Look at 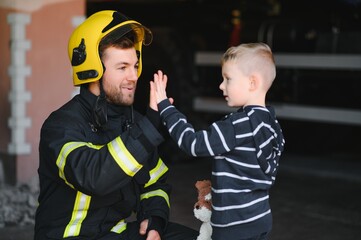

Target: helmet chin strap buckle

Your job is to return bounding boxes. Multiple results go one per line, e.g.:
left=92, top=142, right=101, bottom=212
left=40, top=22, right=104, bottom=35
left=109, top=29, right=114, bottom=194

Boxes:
left=122, top=105, right=134, bottom=131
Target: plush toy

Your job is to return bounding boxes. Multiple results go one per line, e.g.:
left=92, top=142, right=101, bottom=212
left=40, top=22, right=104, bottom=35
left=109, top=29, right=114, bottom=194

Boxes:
left=194, top=180, right=212, bottom=240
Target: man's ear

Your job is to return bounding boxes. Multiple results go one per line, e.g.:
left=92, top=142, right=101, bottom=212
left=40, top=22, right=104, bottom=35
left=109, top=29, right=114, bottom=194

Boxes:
left=89, top=80, right=101, bottom=96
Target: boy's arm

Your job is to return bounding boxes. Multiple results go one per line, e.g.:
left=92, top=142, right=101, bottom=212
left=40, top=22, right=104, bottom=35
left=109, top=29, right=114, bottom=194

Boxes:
left=157, top=99, right=237, bottom=157
left=153, top=69, right=236, bottom=157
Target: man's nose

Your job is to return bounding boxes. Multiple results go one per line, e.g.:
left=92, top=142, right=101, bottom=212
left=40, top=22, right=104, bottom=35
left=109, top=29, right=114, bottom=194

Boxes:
left=127, top=68, right=138, bottom=82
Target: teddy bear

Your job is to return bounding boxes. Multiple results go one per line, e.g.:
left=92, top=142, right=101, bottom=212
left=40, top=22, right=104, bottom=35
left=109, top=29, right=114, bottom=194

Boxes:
left=194, top=180, right=212, bottom=240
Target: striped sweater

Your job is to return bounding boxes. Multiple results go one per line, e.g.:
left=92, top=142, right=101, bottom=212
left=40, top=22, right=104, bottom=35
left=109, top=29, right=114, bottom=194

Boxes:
left=158, top=99, right=285, bottom=239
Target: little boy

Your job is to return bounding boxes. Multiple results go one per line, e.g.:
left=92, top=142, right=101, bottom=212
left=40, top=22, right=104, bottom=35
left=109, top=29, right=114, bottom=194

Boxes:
left=150, top=43, right=285, bottom=240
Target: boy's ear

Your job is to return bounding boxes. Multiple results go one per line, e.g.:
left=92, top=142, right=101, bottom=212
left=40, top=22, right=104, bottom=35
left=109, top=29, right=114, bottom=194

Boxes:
left=249, top=74, right=260, bottom=91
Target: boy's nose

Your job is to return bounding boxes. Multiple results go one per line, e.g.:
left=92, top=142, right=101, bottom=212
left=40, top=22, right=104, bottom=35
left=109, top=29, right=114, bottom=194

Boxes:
left=219, top=81, right=224, bottom=90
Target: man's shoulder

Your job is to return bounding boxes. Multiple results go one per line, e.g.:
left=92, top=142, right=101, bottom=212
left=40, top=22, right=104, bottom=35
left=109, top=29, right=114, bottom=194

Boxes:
left=43, top=96, right=89, bottom=128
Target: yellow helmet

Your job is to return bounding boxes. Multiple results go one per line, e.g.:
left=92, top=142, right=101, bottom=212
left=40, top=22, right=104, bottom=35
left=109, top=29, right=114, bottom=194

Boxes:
left=68, top=10, right=152, bottom=86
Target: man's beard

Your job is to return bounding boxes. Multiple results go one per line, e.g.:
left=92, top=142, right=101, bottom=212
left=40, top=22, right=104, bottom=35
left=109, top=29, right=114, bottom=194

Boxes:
left=105, top=85, right=135, bottom=106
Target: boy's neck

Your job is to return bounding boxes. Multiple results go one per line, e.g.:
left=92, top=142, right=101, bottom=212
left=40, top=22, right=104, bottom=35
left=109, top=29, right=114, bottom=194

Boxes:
left=244, top=99, right=266, bottom=107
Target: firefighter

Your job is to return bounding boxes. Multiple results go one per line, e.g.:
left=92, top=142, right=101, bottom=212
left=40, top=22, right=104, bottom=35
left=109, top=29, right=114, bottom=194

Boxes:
left=34, top=10, right=198, bottom=240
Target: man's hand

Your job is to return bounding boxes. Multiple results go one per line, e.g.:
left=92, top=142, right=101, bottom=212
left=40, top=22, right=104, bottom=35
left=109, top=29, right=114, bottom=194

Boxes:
left=139, top=219, right=161, bottom=240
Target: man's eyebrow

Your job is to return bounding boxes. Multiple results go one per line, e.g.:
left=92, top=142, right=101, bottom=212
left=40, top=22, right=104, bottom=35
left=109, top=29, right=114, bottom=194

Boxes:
left=114, top=60, right=139, bottom=66
left=114, top=61, right=129, bottom=66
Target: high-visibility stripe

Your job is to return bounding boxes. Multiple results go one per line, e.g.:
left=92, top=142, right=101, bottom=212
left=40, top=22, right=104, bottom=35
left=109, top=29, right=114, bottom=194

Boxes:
left=56, top=142, right=102, bottom=188
left=108, top=136, right=142, bottom=177
left=63, top=191, right=91, bottom=238
left=144, top=158, right=168, bottom=188
left=140, top=189, right=170, bottom=208
left=111, top=219, right=127, bottom=234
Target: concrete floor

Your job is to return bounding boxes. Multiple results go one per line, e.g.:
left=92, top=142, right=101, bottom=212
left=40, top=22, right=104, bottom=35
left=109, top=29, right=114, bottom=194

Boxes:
left=168, top=153, right=361, bottom=240
left=1, top=152, right=361, bottom=239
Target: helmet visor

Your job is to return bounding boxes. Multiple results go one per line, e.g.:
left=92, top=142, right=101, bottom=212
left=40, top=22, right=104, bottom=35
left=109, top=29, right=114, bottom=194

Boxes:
left=102, top=22, right=153, bottom=47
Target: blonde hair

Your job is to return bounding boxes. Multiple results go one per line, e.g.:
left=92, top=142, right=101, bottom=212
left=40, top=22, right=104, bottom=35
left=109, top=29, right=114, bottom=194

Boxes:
left=221, top=43, right=276, bottom=90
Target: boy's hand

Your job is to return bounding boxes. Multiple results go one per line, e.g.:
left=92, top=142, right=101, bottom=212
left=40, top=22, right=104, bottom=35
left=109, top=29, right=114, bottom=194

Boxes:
left=149, top=70, right=174, bottom=111
left=149, top=70, right=166, bottom=111
left=153, top=70, right=168, bottom=103
left=149, top=78, right=158, bottom=111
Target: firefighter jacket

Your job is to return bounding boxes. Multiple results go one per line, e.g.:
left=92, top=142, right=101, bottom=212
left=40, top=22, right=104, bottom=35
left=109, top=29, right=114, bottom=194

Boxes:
left=35, top=87, right=170, bottom=239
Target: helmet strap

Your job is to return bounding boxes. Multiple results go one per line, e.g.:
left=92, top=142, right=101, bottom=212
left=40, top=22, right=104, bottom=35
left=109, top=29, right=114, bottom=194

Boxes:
left=92, top=79, right=108, bottom=130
